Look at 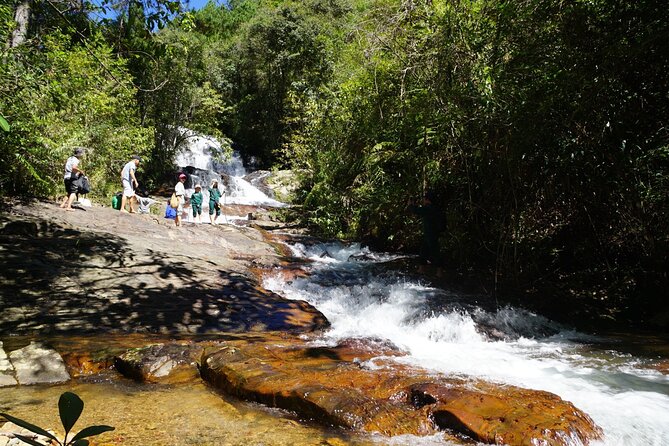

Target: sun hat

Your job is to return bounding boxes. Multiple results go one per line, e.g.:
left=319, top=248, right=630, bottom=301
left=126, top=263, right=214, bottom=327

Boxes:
left=132, top=155, right=142, bottom=162
left=210, top=179, right=218, bottom=186
left=179, top=173, right=187, bottom=179
left=194, top=184, right=201, bottom=189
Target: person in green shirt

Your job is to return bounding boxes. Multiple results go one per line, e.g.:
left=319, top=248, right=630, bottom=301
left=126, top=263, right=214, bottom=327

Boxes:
left=191, top=184, right=203, bottom=223
left=208, top=179, right=223, bottom=225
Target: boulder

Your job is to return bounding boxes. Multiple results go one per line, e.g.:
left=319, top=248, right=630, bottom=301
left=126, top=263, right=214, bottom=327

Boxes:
left=8, top=342, right=69, bottom=385
left=114, top=342, right=204, bottom=383
left=201, top=334, right=602, bottom=445
left=410, top=382, right=601, bottom=445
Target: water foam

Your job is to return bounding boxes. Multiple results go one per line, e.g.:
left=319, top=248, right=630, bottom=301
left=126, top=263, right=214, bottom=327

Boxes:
left=263, top=241, right=669, bottom=445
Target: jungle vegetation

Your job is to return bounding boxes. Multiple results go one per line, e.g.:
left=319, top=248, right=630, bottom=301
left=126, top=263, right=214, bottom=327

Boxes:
left=1, top=0, right=668, bottom=327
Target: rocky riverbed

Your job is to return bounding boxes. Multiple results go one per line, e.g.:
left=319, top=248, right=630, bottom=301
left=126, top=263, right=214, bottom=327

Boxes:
left=0, top=200, right=602, bottom=446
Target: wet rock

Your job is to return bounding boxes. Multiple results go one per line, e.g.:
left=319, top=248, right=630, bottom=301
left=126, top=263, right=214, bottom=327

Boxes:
left=410, top=382, right=602, bottom=445
left=61, top=351, right=115, bottom=377
left=0, top=342, right=17, bottom=387
left=201, top=335, right=601, bottom=445
left=243, top=170, right=275, bottom=199
left=114, top=342, right=203, bottom=383
left=8, top=342, right=69, bottom=385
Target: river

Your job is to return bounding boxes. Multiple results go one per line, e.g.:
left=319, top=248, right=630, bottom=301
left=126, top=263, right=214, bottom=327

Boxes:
left=262, top=241, right=669, bottom=446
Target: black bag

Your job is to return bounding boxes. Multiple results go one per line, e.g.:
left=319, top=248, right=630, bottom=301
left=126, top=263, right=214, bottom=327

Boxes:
left=74, top=175, right=91, bottom=194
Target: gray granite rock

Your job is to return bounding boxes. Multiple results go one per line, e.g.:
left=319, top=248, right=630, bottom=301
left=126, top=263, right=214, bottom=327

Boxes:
left=8, top=342, right=69, bottom=385
left=0, top=342, right=17, bottom=387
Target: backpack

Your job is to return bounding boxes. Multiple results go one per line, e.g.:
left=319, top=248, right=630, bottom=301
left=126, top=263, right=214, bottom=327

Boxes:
left=164, top=205, right=177, bottom=219
left=75, top=175, right=91, bottom=194
left=169, top=193, right=179, bottom=209
left=111, top=192, right=122, bottom=210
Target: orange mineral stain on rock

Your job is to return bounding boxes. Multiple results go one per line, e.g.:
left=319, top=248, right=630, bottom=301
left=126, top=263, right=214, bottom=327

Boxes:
left=199, top=334, right=602, bottom=445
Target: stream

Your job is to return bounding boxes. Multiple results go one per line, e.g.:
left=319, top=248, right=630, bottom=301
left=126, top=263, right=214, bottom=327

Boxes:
left=3, top=137, right=668, bottom=446
left=262, top=241, right=669, bottom=446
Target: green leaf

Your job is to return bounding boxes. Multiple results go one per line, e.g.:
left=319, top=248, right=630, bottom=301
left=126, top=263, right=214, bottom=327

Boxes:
left=71, top=439, right=90, bottom=446
left=70, top=425, right=115, bottom=443
left=0, top=115, right=9, bottom=132
left=13, top=433, right=48, bottom=446
left=0, top=413, right=59, bottom=442
left=58, top=392, right=84, bottom=437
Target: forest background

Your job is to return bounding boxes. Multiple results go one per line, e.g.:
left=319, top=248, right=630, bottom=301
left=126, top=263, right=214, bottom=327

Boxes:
left=1, top=0, right=668, bottom=329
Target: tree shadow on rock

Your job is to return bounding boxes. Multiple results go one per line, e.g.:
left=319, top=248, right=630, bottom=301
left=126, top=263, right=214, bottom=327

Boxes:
left=0, top=215, right=328, bottom=336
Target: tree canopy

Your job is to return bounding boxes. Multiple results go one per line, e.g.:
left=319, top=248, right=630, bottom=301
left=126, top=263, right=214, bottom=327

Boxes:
left=1, top=0, right=668, bottom=327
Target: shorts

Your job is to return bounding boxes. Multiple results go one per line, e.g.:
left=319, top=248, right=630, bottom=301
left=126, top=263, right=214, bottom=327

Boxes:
left=64, top=177, right=78, bottom=194
left=176, top=195, right=184, bottom=214
left=209, top=200, right=221, bottom=216
left=192, top=204, right=202, bottom=216
left=122, top=179, right=135, bottom=198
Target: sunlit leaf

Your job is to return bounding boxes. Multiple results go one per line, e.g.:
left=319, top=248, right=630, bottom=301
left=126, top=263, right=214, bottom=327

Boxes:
left=0, top=115, right=9, bottom=132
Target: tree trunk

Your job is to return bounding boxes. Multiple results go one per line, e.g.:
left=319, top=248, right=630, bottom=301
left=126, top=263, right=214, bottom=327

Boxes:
left=9, top=0, right=31, bottom=48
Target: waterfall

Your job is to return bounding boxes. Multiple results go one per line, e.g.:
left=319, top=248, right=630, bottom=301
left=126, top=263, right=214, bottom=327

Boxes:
left=174, top=131, right=286, bottom=222
left=263, top=241, right=669, bottom=446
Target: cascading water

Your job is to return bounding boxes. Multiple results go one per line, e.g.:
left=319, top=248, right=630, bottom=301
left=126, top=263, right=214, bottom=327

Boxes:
left=174, top=131, right=286, bottom=223
left=263, top=241, right=669, bottom=446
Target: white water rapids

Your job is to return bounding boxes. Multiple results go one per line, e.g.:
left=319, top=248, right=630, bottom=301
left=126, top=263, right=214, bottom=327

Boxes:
left=263, top=242, right=669, bottom=446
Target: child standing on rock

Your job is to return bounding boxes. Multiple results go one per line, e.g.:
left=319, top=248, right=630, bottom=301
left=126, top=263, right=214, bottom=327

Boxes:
left=191, top=184, right=203, bottom=224
left=208, top=179, right=223, bottom=225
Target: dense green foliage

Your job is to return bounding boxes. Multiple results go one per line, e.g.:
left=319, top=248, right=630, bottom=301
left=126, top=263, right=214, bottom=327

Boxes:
left=1, top=0, right=667, bottom=324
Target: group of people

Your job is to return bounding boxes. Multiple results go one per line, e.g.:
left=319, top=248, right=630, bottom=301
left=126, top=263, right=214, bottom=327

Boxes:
left=172, top=174, right=224, bottom=227
left=60, top=149, right=226, bottom=228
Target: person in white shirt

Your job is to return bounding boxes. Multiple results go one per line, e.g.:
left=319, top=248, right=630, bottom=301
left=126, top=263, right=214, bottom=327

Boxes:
left=120, top=155, right=141, bottom=213
left=60, top=148, right=85, bottom=211
left=174, top=173, right=187, bottom=226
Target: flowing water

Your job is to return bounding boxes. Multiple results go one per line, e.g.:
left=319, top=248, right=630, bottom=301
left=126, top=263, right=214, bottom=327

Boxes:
left=174, top=133, right=285, bottom=225
left=4, top=143, right=667, bottom=445
left=262, top=242, right=669, bottom=446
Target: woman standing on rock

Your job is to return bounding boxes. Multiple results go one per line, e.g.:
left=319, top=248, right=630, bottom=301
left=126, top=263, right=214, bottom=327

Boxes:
left=175, top=173, right=187, bottom=227
left=208, top=179, right=223, bottom=225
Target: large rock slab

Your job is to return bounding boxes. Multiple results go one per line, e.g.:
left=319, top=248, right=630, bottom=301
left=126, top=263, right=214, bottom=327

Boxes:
left=0, top=207, right=329, bottom=336
left=8, top=342, right=69, bottom=385
left=201, top=334, right=602, bottom=445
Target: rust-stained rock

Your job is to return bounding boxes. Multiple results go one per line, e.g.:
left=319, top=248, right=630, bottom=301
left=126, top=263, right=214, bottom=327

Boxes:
left=200, top=334, right=602, bottom=445
left=61, top=351, right=114, bottom=377
left=410, top=382, right=602, bottom=445
left=115, top=342, right=204, bottom=384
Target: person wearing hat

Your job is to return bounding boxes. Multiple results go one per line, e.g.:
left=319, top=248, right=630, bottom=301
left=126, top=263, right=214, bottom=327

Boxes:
left=191, top=184, right=203, bottom=224
left=208, top=179, right=223, bottom=225
left=174, top=173, right=187, bottom=226
left=60, top=148, right=85, bottom=211
left=120, top=155, right=141, bottom=213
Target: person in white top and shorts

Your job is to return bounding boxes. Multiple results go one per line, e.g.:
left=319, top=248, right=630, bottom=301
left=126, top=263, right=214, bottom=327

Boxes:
left=60, top=148, right=85, bottom=211
left=174, top=173, right=187, bottom=226
left=120, top=155, right=141, bottom=213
